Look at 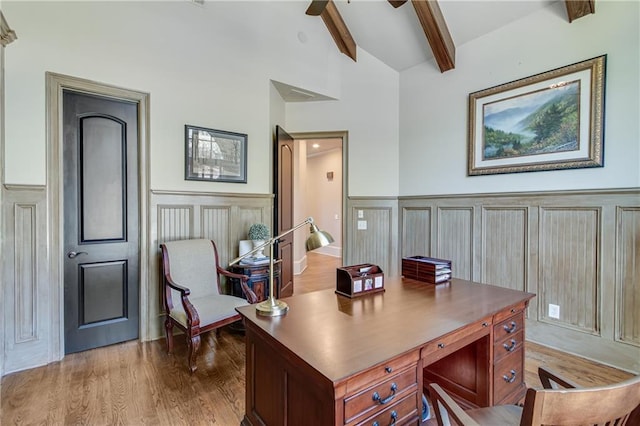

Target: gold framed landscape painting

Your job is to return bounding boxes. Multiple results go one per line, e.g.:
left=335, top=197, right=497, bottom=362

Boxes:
left=468, top=55, right=606, bottom=176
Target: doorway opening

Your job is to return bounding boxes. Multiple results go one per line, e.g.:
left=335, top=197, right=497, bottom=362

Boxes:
left=291, top=132, right=346, bottom=287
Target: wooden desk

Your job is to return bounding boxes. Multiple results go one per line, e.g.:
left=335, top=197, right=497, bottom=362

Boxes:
left=236, top=278, right=535, bottom=426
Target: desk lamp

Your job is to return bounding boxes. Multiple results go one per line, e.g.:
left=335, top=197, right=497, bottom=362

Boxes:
left=229, top=217, right=334, bottom=316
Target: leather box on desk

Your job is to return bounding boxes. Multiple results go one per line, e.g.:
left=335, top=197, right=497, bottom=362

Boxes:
left=402, top=256, right=452, bottom=284
left=336, top=264, right=384, bottom=298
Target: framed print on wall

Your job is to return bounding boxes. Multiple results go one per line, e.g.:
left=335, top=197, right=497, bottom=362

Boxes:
left=468, top=55, right=606, bottom=176
left=185, top=125, right=247, bottom=183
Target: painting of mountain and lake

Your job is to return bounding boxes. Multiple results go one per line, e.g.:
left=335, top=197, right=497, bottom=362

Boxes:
left=482, top=81, right=580, bottom=160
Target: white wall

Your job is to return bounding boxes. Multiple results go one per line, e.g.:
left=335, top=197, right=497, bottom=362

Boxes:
left=3, top=1, right=396, bottom=194
left=399, top=1, right=640, bottom=196
left=286, top=47, right=400, bottom=197
left=306, top=148, right=342, bottom=256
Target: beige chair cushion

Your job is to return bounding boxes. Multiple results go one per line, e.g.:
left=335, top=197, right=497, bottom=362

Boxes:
left=163, top=239, right=220, bottom=304
left=170, top=293, right=248, bottom=328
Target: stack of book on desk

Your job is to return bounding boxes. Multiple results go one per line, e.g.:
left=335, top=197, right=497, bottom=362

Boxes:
left=401, top=256, right=452, bottom=284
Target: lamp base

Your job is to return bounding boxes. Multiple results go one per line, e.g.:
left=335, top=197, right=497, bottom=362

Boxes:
left=255, top=298, right=289, bottom=316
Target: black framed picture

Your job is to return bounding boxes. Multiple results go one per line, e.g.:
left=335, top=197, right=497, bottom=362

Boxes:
left=185, top=124, right=247, bottom=183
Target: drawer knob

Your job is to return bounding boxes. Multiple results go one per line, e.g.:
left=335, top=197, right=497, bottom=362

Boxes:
left=438, top=343, right=445, bottom=349
left=503, top=339, right=517, bottom=352
left=372, top=382, right=397, bottom=405
left=385, top=366, right=392, bottom=374
left=503, top=321, right=517, bottom=333
left=503, top=369, right=517, bottom=383
left=482, top=322, right=489, bottom=327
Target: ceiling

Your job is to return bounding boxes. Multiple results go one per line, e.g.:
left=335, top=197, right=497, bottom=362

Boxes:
left=273, top=0, right=592, bottom=101
left=332, top=0, right=559, bottom=72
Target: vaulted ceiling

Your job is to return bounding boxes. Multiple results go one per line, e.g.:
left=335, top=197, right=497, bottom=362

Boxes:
left=305, top=0, right=596, bottom=72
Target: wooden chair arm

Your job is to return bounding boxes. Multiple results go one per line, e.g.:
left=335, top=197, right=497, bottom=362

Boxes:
left=165, top=276, right=191, bottom=296
left=428, top=383, right=480, bottom=426
left=164, top=274, right=200, bottom=327
left=218, top=267, right=259, bottom=304
left=538, top=366, right=580, bottom=389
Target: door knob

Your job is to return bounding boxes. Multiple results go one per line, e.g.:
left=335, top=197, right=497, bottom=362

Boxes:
left=67, top=251, right=88, bottom=259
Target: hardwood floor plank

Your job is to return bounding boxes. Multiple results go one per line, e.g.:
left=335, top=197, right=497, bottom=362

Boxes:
left=1, top=252, right=634, bottom=425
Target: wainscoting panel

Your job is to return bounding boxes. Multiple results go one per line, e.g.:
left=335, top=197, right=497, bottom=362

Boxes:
left=201, top=206, right=231, bottom=265
left=14, top=204, right=37, bottom=343
left=347, top=198, right=398, bottom=276
left=539, top=208, right=600, bottom=334
left=617, top=207, right=640, bottom=347
left=437, top=207, right=473, bottom=280
left=401, top=207, right=431, bottom=258
left=2, top=186, right=49, bottom=373
left=481, top=207, right=528, bottom=291
left=399, top=189, right=640, bottom=373
left=148, top=191, right=273, bottom=339
left=157, top=205, right=193, bottom=244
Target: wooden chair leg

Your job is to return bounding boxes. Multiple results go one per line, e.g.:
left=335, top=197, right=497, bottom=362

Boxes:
left=165, top=318, right=174, bottom=354
left=187, top=334, right=201, bottom=373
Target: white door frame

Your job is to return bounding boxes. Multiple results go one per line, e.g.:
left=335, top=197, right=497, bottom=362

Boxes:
left=46, top=72, right=150, bottom=360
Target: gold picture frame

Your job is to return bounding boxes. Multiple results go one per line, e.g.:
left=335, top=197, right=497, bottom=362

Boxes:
left=468, top=55, right=606, bottom=176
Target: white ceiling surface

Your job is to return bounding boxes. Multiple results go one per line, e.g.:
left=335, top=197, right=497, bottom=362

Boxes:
left=330, top=0, right=557, bottom=72
left=274, top=0, right=557, bottom=101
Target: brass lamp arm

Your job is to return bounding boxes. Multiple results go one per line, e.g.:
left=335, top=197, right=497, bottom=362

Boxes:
left=229, top=217, right=314, bottom=267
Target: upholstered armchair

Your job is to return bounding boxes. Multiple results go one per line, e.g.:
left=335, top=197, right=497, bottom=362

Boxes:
left=160, top=239, right=258, bottom=373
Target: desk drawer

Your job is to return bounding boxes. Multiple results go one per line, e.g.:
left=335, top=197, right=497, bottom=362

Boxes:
left=355, top=392, right=419, bottom=426
left=493, top=330, right=524, bottom=363
left=422, top=318, right=491, bottom=362
left=346, top=350, right=419, bottom=395
left=345, top=366, right=418, bottom=424
left=493, top=312, right=524, bottom=342
left=493, top=347, right=524, bottom=403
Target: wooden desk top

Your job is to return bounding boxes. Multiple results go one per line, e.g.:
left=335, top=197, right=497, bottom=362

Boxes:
left=236, top=277, right=534, bottom=385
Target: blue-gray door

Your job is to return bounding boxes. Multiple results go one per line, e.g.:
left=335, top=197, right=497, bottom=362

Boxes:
left=63, top=90, right=139, bottom=354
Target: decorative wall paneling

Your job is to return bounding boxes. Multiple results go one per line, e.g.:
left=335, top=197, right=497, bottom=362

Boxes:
left=1, top=185, right=48, bottom=373
left=149, top=190, right=273, bottom=339
left=399, top=189, right=640, bottom=373
left=1, top=9, right=18, bottom=379
left=617, top=207, right=640, bottom=346
left=346, top=197, right=399, bottom=276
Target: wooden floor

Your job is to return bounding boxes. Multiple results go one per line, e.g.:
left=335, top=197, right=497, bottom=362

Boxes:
left=1, top=252, right=634, bottom=425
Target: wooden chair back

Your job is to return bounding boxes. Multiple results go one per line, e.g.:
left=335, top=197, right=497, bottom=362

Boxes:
left=520, top=373, right=640, bottom=425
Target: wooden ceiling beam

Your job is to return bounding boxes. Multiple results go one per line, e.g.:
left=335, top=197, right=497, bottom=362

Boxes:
left=565, top=0, right=595, bottom=23
left=388, top=0, right=408, bottom=8
left=411, top=0, right=455, bottom=72
left=320, top=0, right=357, bottom=62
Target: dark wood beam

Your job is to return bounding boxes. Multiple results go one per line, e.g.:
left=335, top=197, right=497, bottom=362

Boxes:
left=320, top=0, right=357, bottom=62
left=305, top=1, right=329, bottom=16
left=565, top=0, right=595, bottom=23
left=411, top=0, right=455, bottom=72
left=388, top=0, right=408, bottom=8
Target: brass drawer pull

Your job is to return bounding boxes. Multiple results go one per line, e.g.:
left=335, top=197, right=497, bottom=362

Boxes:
left=503, top=321, right=517, bottom=333
left=503, top=339, right=517, bottom=352
left=372, top=382, right=397, bottom=405
left=503, top=369, right=517, bottom=383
